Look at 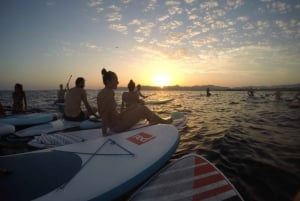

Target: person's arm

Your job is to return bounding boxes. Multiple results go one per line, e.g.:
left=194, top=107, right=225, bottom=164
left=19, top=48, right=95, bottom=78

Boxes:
left=82, top=90, right=95, bottom=116
left=138, top=91, right=147, bottom=99
left=98, top=95, right=112, bottom=136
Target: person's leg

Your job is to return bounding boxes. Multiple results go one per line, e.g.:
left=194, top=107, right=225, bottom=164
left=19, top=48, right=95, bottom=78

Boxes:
left=117, top=105, right=171, bottom=131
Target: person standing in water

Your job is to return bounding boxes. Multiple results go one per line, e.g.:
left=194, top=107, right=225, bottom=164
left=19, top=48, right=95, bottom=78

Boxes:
left=121, top=79, right=139, bottom=112
left=64, top=77, right=97, bottom=121
left=206, top=88, right=211, bottom=97
left=247, top=88, right=255, bottom=97
left=12, top=83, right=27, bottom=113
left=97, top=68, right=172, bottom=136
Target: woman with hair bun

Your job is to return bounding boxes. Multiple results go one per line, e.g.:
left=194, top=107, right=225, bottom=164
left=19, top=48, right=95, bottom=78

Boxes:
left=120, top=79, right=139, bottom=112
left=97, top=68, right=172, bottom=136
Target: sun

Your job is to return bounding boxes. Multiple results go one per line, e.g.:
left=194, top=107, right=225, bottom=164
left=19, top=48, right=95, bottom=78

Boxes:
left=153, top=73, right=171, bottom=87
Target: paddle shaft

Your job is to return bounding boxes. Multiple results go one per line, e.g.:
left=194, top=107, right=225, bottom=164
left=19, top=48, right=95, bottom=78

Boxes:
left=65, top=75, right=72, bottom=90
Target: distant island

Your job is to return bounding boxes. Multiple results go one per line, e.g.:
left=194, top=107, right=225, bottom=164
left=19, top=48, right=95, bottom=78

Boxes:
left=117, top=83, right=300, bottom=91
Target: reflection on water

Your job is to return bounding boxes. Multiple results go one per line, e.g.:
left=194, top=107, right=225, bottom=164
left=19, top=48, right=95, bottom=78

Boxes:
left=0, top=90, right=299, bottom=201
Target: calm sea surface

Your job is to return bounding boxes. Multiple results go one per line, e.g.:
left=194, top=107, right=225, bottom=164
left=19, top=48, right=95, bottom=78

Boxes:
left=1, top=90, right=300, bottom=201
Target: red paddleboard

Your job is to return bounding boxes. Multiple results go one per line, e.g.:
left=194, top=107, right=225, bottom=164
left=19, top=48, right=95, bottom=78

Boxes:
left=129, top=153, right=244, bottom=201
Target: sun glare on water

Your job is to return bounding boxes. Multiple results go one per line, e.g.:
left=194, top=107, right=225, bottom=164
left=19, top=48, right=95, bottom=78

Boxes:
left=153, top=73, right=171, bottom=87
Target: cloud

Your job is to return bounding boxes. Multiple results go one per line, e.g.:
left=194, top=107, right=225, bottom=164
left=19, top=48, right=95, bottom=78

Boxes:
left=109, top=5, right=121, bottom=12
left=128, top=19, right=142, bottom=26
left=159, top=20, right=183, bottom=30
left=87, top=0, right=103, bottom=7
left=157, top=15, right=170, bottom=22
left=109, top=24, right=128, bottom=34
left=184, top=0, right=195, bottom=4
left=226, top=0, right=244, bottom=10
left=135, top=22, right=155, bottom=37
left=106, top=12, right=122, bottom=22
left=199, top=0, right=219, bottom=10
left=268, top=1, right=292, bottom=13
left=144, top=0, right=158, bottom=12
left=134, top=36, right=146, bottom=43
left=80, top=42, right=100, bottom=50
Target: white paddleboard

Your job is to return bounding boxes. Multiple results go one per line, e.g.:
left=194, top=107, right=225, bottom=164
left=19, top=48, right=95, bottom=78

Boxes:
left=0, top=113, right=57, bottom=127
left=1, top=124, right=180, bottom=201
left=0, top=123, right=15, bottom=136
left=171, top=112, right=188, bottom=130
left=145, top=98, right=174, bottom=105
left=15, top=119, right=81, bottom=137
left=28, top=112, right=187, bottom=149
left=129, top=153, right=244, bottom=201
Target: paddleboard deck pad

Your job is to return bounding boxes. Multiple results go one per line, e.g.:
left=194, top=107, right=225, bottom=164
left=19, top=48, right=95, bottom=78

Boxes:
left=129, top=153, right=244, bottom=201
left=15, top=119, right=81, bottom=137
left=1, top=124, right=179, bottom=201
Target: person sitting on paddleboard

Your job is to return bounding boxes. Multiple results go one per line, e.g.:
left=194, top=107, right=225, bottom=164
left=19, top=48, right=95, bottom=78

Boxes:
left=56, top=84, right=68, bottom=104
left=97, top=68, right=172, bottom=136
left=12, top=83, right=27, bottom=113
left=64, top=77, right=97, bottom=121
left=136, top=84, right=149, bottom=105
left=121, top=79, right=139, bottom=112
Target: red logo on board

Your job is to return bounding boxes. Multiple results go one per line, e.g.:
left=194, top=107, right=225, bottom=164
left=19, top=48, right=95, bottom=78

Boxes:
left=127, top=132, right=156, bottom=145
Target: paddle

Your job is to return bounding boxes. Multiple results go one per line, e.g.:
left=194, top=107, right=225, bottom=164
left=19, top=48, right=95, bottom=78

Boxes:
left=65, top=75, right=72, bottom=90
left=144, top=93, right=155, bottom=99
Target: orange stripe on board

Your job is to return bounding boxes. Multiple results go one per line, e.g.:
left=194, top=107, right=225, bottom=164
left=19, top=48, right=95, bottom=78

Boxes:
left=193, top=174, right=225, bottom=189
left=192, top=184, right=232, bottom=201
left=194, top=164, right=215, bottom=176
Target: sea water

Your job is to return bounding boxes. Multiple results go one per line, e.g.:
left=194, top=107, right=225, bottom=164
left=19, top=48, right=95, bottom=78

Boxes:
left=0, top=89, right=299, bottom=201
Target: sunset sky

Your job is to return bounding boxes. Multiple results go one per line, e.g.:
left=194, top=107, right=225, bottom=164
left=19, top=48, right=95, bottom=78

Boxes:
left=1, top=0, right=300, bottom=90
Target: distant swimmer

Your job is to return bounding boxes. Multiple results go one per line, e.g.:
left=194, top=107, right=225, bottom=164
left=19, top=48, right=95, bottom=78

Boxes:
left=206, top=88, right=211, bottom=97
left=247, top=88, right=255, bottom=97
left=274, top=90, right=282, bottom=100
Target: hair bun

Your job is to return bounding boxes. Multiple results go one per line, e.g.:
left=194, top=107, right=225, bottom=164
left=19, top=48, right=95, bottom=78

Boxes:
left=101, top=68, right=107, bottom=75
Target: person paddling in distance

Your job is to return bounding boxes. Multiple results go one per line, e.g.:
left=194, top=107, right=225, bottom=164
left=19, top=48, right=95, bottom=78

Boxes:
left=12, top=83, right=27, bottom=113
left=64, top=77, right=97, bottom=121
left=97, top=68, right=172, bottom=136
left=121, top=79, right=139, bottom=112
left=247, top=87, right=255, bottom=97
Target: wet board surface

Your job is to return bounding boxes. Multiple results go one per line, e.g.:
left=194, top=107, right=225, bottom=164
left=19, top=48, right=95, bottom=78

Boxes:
left=129, top=153, right=244, bottom=201
left=1, top=124, right=180, bottom=201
